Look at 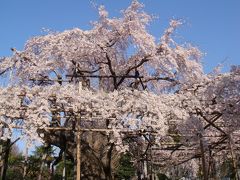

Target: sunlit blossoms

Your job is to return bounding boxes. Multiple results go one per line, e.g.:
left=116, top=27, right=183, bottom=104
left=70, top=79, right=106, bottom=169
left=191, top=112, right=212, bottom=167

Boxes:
left=0, top=0, right=239, bottom=179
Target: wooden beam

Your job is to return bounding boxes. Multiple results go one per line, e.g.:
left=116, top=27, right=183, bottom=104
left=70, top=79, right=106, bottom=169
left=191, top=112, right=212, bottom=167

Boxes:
left=66, top=74, right=143, bottom=78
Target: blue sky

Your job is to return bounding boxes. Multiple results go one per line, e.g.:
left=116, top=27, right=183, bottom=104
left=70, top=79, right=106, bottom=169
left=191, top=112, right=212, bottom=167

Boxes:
left=0, top=0, right=239, bottom=73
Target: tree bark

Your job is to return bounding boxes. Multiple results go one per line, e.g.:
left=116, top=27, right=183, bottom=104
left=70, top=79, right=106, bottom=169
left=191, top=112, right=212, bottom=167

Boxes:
left=23, top=146, right=28, bottom=178
left=104, top=143, right=114, bottom=180
left=1, top=139, right=10, bottom=180
left=62, top=150, right=66, bottom=180
left=38, top=153, right=47, bottom=180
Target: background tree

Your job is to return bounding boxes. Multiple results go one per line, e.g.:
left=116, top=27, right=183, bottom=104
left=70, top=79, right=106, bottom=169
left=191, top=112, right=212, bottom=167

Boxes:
left=115, top=153, right=135, bottom=179
left=5, top=143, right=23, bottom=179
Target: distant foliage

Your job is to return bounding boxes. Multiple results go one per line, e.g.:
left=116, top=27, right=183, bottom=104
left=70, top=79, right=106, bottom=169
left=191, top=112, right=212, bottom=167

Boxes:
left=115, top=153, right=135, bottom=179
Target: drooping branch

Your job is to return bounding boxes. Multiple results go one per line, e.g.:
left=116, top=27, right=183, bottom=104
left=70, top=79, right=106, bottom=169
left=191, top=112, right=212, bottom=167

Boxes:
left=116, top=55, right=150, bottom=88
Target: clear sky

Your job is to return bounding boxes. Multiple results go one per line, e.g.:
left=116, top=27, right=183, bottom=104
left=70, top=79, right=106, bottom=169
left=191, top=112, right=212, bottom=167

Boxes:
left=0, top=0, right=239, bottom=73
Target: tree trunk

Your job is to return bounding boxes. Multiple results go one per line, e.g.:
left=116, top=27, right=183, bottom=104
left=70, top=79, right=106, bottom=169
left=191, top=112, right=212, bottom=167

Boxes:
left=62, top=150, right=66, bottom=180
left=23, top=146, right=28, bottom=178
left=38, top=153, right=47, bottom=180
left=104, top=143, right=114, bottom=180
left=1, top=139, right=10, bottom=180
left=51, top=163, right=55, bottom=180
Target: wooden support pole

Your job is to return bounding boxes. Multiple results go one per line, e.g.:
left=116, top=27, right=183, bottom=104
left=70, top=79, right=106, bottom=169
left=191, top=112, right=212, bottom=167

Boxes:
left=0, top=128, right=4, bottom=177
left=228, top=134, right=239, bottom=180
left=0, top=143, right=3, bottom=178
left=207, top=149, right=212, bottom=179
left=76, top=130, right=81, bottom=180
left=200, top=135, right=208, bottom=180
left=143, top=160, right=147, bottom=179
left=76, top=109, right=81, bottom=180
